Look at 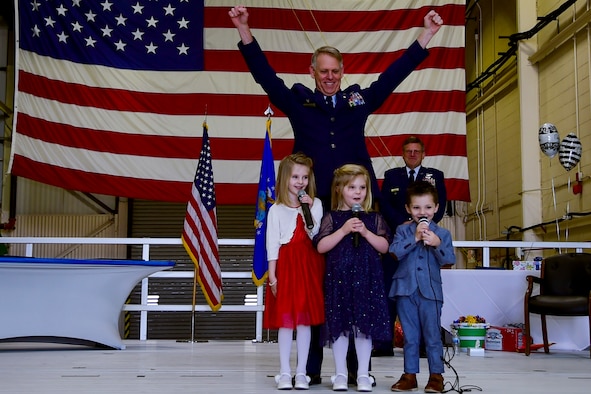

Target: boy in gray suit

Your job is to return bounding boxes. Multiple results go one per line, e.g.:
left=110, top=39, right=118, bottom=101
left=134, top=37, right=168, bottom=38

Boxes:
left=388, top=181, right=455, bottom=393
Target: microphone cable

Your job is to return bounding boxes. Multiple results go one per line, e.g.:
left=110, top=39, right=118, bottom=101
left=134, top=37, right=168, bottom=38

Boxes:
left=422, top=225, right=482, bottom=394
left=440, top=348, right=483, bottom=393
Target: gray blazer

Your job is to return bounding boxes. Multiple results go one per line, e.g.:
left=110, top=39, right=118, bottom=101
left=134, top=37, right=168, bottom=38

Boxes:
left=388, top=221, right=455, bottom=302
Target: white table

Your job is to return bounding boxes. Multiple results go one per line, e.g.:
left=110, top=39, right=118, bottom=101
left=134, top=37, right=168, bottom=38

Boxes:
left=0, top=257, right=174, bottom=349
left=441, top=269, right=589, bottom=351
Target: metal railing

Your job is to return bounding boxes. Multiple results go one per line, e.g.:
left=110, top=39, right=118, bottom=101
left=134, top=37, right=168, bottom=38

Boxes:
left=3, top=237, right=590, bottom=342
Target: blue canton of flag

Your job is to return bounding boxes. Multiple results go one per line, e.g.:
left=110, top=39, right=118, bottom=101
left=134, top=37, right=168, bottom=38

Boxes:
left=252, top=122, right=275, bottom=287
left=193, top=125, right=216, bottom=212
left=19, top=0, right=204, bottom=71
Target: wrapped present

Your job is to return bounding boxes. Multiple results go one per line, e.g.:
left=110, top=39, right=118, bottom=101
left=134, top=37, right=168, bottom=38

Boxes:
left=485, top=325, right=524, bottom=351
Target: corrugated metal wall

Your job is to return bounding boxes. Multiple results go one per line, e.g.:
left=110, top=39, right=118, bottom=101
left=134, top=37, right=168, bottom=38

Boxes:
left=14, top=178, right=118, bottom=215
left=7, top=214, right=124, bottom=258
left=126, top=200, right=265, bottom=341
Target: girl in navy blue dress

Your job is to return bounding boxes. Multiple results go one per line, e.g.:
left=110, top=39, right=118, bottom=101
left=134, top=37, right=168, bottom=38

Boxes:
left=314, top=164, right=391, bottom=392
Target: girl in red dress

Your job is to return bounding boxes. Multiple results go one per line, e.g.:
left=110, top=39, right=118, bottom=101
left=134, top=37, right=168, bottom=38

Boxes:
left=264, top=153, right=325, bottom=390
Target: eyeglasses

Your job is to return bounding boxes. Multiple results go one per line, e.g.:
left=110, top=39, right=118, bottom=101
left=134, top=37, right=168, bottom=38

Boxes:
left=404, top=150, right=423, bottom=155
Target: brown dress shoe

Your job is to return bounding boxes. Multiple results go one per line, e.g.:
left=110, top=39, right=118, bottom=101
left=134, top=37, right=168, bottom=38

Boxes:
left=424, top=373, right=444, bottom=393
left=391, top=373, right=417, bottom=392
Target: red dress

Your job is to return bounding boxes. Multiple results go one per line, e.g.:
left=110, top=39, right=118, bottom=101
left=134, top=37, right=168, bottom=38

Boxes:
left=263, top=215, right=325, bottom=329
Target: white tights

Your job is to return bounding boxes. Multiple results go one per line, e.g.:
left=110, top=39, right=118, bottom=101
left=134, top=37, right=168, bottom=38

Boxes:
left=332, top=330, right=372, bottom=378
left=278, top=325, right=311, bottom=376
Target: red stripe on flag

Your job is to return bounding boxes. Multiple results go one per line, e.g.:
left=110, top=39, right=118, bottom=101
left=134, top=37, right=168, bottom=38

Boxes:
left=205, top=4, right=465, bottom=31
left=19, top=71, right=464, bottom=117
left=15, top=113, right=201, bottom=158
left=17, top=113, right=467, bottom=160
left=377, top=91, right=466, bottom=114
left=11, top=153, right=471, bottom=204
left=15, top=114, right=296, bottom=160
left=445, top=179, right=470, bottom=203
left=11, top=155, right=192, bottom=202
left=205, top=47, right=465, bottom=74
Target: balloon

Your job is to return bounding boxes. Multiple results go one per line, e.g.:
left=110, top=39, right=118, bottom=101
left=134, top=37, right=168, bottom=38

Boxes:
left=538, top=123, right=560, bottom=158
left=559, top=133, right=582, bottom=171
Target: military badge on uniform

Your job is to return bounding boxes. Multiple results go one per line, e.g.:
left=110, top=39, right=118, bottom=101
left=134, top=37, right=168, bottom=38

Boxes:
left=423, top=173, right=436, bottom=186
left=348, top=92, right=366, bottom=107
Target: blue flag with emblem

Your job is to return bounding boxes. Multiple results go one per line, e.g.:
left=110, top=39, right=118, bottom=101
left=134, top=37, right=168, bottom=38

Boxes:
left=252, top=120, right=275, bottom=286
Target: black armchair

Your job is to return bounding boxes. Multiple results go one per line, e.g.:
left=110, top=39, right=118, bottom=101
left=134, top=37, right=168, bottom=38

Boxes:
left=524, top=252, right=591, bottom=357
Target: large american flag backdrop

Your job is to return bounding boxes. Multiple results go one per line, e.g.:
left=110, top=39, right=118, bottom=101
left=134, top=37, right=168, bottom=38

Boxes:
left=10, top=0, right=468, bottom=204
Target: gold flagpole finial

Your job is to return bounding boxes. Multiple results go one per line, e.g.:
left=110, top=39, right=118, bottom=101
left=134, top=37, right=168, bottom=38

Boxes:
left=264, top=105, right=273, bottom=141
left=202, top=105, right=208, bottom=128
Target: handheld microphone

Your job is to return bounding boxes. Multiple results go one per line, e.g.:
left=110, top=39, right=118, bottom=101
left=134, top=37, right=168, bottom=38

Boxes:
left=297, top=190, right=314, bottom=230
left=351, top=203, right=362, bottom=247
left=418, top=217, right=430, bottom=245
left=418, top=217, right=430, bottom=225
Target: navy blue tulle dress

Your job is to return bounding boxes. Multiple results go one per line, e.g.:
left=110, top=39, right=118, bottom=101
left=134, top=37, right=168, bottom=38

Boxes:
left=314, top=209, right=392, bottom=343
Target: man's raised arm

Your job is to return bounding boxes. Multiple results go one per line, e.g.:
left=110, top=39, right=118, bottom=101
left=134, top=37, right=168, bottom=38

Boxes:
left=229, top=5, right=254, bottom=45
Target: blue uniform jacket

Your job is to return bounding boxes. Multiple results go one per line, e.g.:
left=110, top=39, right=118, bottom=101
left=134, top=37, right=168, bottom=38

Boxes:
left=381, top=166, right=447, bottom=231
left=388, top=221, right=455, bottom=302
left=238, top=38, right=429, bottom=202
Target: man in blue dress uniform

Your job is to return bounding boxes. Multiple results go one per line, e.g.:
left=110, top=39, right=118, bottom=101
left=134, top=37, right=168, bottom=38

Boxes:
left=229, top=5, right=444, bottom=386
left=381, top=136, right=447, bottom=231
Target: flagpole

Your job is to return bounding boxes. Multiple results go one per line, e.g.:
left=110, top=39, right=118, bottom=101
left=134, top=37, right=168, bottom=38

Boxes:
left=252, top=104, right=276, bottom=344
left=191, top=265, right=198, bottom=341
left=262, top=104, right=273, bottom=344
left=179, top=111, right=220, bottom=343
left=191, top=107, right=207, bottom=343
left=177, top=265, right=199, bottom=343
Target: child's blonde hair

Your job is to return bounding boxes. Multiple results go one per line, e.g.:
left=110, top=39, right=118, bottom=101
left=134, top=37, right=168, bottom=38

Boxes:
left=330, top=164, right=372, bottom=211
left=275, top=153, right=316, bottom=205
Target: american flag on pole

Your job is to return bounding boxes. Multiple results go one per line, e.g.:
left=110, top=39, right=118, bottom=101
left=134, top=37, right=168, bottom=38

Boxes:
left=182, top=122, right=222, bottom=311
left=10, top=0, right=468, bottom=204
